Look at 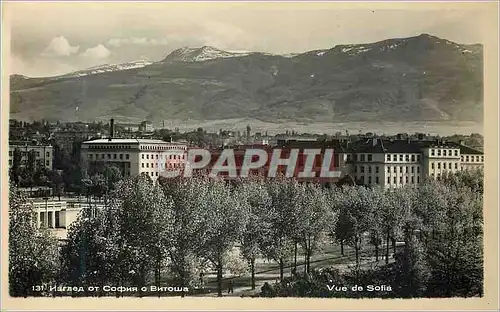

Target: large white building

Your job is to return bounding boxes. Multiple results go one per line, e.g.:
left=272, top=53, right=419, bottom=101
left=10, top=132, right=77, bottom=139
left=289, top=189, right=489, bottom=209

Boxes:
left=349, top=138, right=483, bottom=188
left=80, top=138, right=188, bottom=181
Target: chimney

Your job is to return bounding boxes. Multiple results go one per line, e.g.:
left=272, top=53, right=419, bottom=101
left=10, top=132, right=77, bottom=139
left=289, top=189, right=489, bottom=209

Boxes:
left=109, top=118, right=114, bottom=141
left=372, top=138, right=377, bottom=146
left=407, top=138, right=411, bottom=144
left=459, top=140, right=465, bottom=145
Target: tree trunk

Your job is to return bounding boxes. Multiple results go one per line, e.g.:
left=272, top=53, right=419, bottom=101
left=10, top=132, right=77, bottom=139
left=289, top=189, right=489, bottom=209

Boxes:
left=251, top=258, right=256, bottom=290
left=355, top=235, right=360, bottom=267
left=375, top=241, right=379, bottom=261
left=340, top=240, right=344, bottom=256
left=279, top=258, right=284, bottom=281
left=216, top=261, right=223, bottom=297
left=385, top=230, right=390, bottom=264
left=294, top=242, right=298, bottom=271
left=392, top=237, right=397, bottom=254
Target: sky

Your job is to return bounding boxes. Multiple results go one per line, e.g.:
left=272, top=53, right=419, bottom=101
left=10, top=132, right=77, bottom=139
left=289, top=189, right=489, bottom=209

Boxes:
left=5, top=2, right=496, bottom=77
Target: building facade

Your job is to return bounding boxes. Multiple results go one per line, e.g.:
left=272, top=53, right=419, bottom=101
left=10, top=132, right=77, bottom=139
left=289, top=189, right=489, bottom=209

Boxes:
left=80, top=138, right=188, bottom=180
left=349, top=138, right=483, bottom=188
left=8, top=142, right=54, bottom=170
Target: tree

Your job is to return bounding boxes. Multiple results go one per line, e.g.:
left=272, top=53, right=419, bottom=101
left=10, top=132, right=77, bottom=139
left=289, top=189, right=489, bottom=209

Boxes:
left=294, top=183, right=331, bottom=274
left=424, top=186, right=483, bottom=297
left=104, top=165, right=123, bottom=191
left=196, top=179, right=248, bottom=297
left=160, top=176, right=212, bottom=292
left=259, top=178, right=295, bottom=282
left=48, top=170, right=64, bottom=200
left=9, top=183, right=59, bottom=297
left=238, top=179, right=271, bottom=289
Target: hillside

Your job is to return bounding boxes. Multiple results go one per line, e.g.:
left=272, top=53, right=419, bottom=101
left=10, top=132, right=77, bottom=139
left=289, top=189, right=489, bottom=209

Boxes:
left=9, top=34, right=483, bottom=124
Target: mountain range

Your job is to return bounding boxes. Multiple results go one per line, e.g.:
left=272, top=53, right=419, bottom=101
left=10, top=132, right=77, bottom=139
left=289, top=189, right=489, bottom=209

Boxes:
left=9, top=34, right=483, bottom=125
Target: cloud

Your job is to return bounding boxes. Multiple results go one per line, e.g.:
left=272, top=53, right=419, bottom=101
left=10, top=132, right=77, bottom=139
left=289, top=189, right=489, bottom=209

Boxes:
left=41, top=36, right=79, bottom=57
left=107, top=37, right=169, bottom=47
left=80, top=44, right=111, bottom=59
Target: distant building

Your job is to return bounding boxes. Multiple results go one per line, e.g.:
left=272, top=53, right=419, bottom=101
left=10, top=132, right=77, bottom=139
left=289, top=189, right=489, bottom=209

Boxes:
left=140, top=121, right=154, bottom=133
left=9, top=142, right=53, bottom=170
left=349, top=138, right=483, bottom=188
left=80, top=138, right=188, bottom=181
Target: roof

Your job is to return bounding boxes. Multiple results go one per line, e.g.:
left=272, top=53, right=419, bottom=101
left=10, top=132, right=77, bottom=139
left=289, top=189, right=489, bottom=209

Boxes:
left=82, top=138, right=185, bottom=145
left=457, top=144, right=483, bottom=155
left=277, top=139, right=354, bottom=153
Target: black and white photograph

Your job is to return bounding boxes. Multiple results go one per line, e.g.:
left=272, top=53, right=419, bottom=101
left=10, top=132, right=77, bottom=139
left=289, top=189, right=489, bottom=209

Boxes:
left=2, top=1, right=497, bottom=309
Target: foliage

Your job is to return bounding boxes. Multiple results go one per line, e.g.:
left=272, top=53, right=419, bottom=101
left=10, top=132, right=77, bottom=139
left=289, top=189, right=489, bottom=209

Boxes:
left=9, top=183, right=59, bottom=297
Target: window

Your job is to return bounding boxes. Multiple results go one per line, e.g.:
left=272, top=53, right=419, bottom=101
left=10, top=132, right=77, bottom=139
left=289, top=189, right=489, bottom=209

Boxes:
left=120, top=154, right=123, bottom=160
left=411, top=166, right=414, bottom=173
left=405, top=155, right=409, bottom=161
left=411, top=155, right=415, bottom=162
left=411, top=176, right=414, bottom=184
left=46, top=152, right=50, bottom=157
left=387, top=177, right=391, bottom=184
left=142, top=163, right=144, bottom=168
left=477, top=156, right=480, bottom=162
left=142, top=154, right=144, bottom=159
left=45, top=160, right=49, bottom=167
left=431, top=149, right=435, bottom=156
left=147, top=155, right=150, bottom=159
left=387, top=167, right=390, bottom=173
left=156, top=155, right=159, bottom=159
left=101, top=154, right=105, bottom=159
left=481, top=156, right=484, bottom=162
left=466, top=156, right=469, bottom=162
left=392, top=155, right=397, bottom=161
left=454, top=150, right=458, bottom=156
left=376, top=166, right=379, bottom=173
left=8, top=151, right=12, bottom=156
left=417, top=155, right=421, bottom=162
left=399, top=155, right=403, bottom=161
left=417, top=176, right=420, bottom=183
left=400, top=176, right=403, bottom=183
left=146, top=163, right=149, bottom=168
left=405, top=176, right=408, bottom=183
left=455, top=163, right=458, bottom=169
left=400, top=167, right=403, bottom=173
left=368, top=166, right=372, bottom=174
left=367, top=154, right=372, bottom=161
left=376, top=177, right=379, bottom=184
left=9, top=160, right=12, bottom=166
left=443, top=150, right=447, bottom=156
left=406, top=166, right=409, bottom=173
left=361, top=154, right=365, bottom=162
left=360, top=166, right=365, bottom=173
left=368, top=176, right=372, bottom=184
left=437, top=163, right=441, bottom=169
left=126, top=154, right=130, bottom=160
left=417, top=167, right=420, bottom=173
left=107, top=154, right=111, bottom=159
left=37, top=152, right=40, bottom=157
left=448, top=163, right=452, bottom=169
left=347, top=154, right=352, bottom=161
left=386, top=154, right=391, bottom=161
left=437, top=149, right=441, bottom=156
left=354, top=166, right=357, bottom=173
left=393, top=177, right=396, bottom=184
left=114, top=154, right=117, bottom=159
left=156, top=172, right=158, bottom=176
